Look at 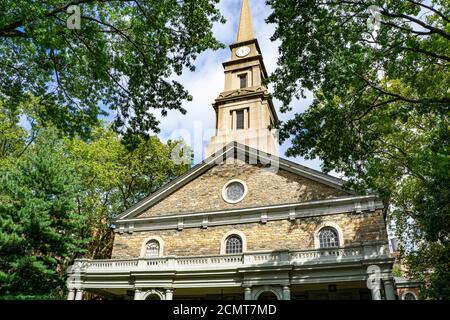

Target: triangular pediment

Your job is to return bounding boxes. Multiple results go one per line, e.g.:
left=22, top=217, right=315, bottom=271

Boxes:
left=115, top=143, right=356, bottom=221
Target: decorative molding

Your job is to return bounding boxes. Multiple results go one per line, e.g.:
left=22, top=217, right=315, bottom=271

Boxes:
left=114, top=142, right=355, bottom=221
left=222, top=179, right=248, bottom=204
left=68, top=243, right=394, bottom=293
left=115, top=196, right=384, bottom=233
left=202, top=216, right=209, bottom=229
left=355, top=202, right=362, bottom=213
left=260, top=211, right=268, bottom=224
left=288, top=209, right=296, bottom=221
left=368, top=200, right=375, bottom=211
left=177, top=219, right=184, bottom=231
left=252, top=286, right=283, bottom=300
left=218, top=86, right=264, bottom=99
left=141, top=289, right=165, bottom=300
left=313, top=222, right=345, bottom=249
left=220, top=230, right=247, bottom=254
left=401, top=291, right=418, bottom=300
left=139, top=236, right=165, bottom=258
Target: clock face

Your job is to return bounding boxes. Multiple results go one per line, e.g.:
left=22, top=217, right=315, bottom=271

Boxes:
left=236, top=46, right=251, bottom=57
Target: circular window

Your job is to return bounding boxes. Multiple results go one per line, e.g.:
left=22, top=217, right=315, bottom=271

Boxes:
left=222, top=180, right=247, bottom=203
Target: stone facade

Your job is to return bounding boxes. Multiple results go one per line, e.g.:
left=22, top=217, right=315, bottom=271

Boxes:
left=397, top=287, right=420, bottom=300
left=112, top=210, right=386, bottom=259
left=140, top=160, right=350, bottom=218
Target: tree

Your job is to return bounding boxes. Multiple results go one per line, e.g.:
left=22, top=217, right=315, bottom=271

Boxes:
left=0, top=0, right=224, bottom=138
left=0, top=121, right=192, bottom=298
left=63, top=125, right=191, bottom=259
left=0, top=130, right=86, bottom=299
left=267, top=0, right=449, bottom=299
left=0, top=100, right=28, bottom=165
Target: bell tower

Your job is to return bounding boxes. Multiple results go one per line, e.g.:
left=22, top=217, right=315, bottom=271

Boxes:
left=205, top=0, right=279, bottom=157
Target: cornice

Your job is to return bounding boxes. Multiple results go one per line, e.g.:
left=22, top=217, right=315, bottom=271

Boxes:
left=115, top=195, right=383, bottom=234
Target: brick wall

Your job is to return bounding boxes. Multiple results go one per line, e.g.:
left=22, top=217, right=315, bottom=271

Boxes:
left=140, top=160, right=349, bottom=218
left=112, top=210, right=387, bottom=258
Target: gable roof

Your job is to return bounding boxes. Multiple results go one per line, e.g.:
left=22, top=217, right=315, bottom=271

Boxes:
left=114, top=142, right=356, bottom=221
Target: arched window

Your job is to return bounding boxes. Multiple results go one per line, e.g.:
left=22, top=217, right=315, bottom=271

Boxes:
left=403, top=292, right=417, bottom=300
left=225, top=235, right=243, bottom=254
left=257, top=291, right=278, bottom=300
left=319, top=227, right=340, bottom=248
left=144, top=240, right=160, bottom=257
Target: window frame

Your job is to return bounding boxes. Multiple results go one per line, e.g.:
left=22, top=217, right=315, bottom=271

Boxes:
left=239, top=73, right=248, bottom=89
left=139, top=236, right=164, bottom=257
left=318, top=227, right=340, bottom=248
left=313, top=222, right=344, bottom=249
left=222, top=179, right=248, bottom=204
left=403, top=292, right=417, bottom=300
left=225, top=235, right=243, bottom=254
left=220, top=230, right=247, bottom=254
left=236, top=109, right=245, bottom=130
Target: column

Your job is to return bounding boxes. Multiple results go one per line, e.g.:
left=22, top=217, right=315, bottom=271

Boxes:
left=370, top=285, right=382, bottom=300
left=282, top=286, right=291, bottom=300
left=67, top=289, right=75, bottom=300
left=232, top=110, right=237, bottom=130
left=244, top=108, right=249, bottom=130
left=165, top=289, right=173, bottom=300
left=134, top=289, right=142, bottom=300
left=384, top=279, right=396, bottom=300
left=244, top=287, right=252, bottom=300
left=74, top=289, right=84, bottom=300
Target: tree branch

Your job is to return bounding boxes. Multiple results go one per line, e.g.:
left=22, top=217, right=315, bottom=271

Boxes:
left=354, top=73, right=450, bottom=105
left=381, top=9, right=450, bottom=40
left=406, top=0, right=450, bottom=24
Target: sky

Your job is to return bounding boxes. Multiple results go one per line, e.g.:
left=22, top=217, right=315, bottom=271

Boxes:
left=154, top=0, right=324, bottom=172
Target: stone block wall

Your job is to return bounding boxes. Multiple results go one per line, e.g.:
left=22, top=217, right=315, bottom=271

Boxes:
left=112, top=210, right=386, bottom=259
left=140, top=161, right=349, bottom=218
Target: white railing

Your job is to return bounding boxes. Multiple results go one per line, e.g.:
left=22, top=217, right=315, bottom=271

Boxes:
left=72, top=244, right=388, bottom=274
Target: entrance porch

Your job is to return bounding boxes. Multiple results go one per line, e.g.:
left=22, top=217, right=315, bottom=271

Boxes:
left=66, top=242, right=395, bottom=300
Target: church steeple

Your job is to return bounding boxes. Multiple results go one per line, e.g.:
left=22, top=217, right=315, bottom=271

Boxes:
left=236, top=0, right=255, bottom=42
left=205, top=0, right=279, bottom=157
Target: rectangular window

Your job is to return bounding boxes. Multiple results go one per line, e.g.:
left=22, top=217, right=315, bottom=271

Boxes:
left=236, top=110, right=244, bottom=130
left=239, top=74, right=247, bottom=88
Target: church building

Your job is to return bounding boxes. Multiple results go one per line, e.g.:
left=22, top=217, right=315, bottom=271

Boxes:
left=66, top=0, right=396, bottom=300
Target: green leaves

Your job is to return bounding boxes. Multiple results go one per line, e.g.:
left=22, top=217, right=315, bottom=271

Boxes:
left=0, top=113, right=191, bottom=298
left=0, top=0, right=224, bottom=138
left=0, top=130, right=86, bottom=298
left=268, top=0, right=450, bottom=299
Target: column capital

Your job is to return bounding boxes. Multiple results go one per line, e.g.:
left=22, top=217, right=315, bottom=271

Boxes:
left=165, top=288, right=174, bottom=300
left=244, top=286, right=253, bottom=300
left=67, top=289, right=75, bottom=300
left=74, top=289, right=84, bottom=301
left=282, top=285, right=291, bottom=300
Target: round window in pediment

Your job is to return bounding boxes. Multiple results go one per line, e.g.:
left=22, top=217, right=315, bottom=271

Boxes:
left=222, top=179, right=248, bottom=204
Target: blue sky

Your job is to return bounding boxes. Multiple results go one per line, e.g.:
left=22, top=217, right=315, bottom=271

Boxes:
left=154, top=0, right=324, bottom=172
left=17, top=0, right=325, bottom=172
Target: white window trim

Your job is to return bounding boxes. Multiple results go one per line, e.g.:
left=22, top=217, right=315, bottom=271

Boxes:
left=220, top=230, right=247, bottom=254
left=402, top=291, right=417, bottom=300
left=222, top=179, right=248, bottom=204
left=313, top=222, right=344, bottom=249
left=252, top=286, right=283, bottom=300
left=141, top=289, right=165, bottom=300
left=139, top=236, right=164, bottom=257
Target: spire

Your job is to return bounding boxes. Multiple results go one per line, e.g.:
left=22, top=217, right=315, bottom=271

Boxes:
left=236, top=0, right=255, bottom=42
